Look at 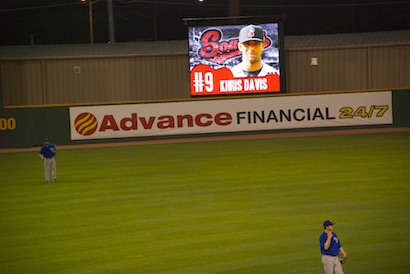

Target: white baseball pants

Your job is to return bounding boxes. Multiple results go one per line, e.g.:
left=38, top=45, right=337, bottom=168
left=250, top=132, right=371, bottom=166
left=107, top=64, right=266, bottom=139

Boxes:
left=44, top=157, right=57, bottom=182
left=322, top=255, right=344, bottom=274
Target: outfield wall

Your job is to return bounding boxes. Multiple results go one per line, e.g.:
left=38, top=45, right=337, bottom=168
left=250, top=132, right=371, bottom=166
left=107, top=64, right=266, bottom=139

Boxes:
left=1, top=90, right=409, bottom=148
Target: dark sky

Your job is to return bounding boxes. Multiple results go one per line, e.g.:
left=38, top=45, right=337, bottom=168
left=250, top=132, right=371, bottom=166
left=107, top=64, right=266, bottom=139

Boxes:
left=1, top=0, right=410, bottom=45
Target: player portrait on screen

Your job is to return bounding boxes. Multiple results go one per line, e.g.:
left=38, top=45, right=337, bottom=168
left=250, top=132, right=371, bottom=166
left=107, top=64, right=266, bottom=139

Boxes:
left=188, top=22, right=281, bottom=96
left=230, top=24, right=279, bottom=78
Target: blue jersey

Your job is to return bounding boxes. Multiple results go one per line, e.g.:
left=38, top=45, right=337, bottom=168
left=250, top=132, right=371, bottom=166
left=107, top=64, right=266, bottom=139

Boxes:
left=40, top=144, right=56, bottom=159
left=319, top=232, right=342, bottom=256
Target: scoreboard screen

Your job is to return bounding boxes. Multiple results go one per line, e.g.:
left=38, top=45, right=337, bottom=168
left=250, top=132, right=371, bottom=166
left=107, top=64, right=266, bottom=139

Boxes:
left=188, top=21, right=283, bottom=96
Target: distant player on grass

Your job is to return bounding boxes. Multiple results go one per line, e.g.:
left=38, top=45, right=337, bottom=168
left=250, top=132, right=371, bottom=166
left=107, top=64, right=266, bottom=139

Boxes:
left=39, top=138, right=57, bottom=183
left=319, top=220, right=347, bottom=274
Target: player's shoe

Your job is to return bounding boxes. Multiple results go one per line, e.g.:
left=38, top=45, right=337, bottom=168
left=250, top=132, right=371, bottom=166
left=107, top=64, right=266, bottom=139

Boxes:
left=53, top=179, right=58, bottom=183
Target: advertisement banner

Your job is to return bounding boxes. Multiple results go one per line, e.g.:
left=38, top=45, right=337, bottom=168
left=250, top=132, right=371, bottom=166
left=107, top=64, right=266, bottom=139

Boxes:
left=69, top=91, right=393, bottom=140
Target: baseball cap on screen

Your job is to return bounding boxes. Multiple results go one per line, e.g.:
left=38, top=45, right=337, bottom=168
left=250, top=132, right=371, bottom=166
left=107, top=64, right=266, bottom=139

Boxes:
left=238, top=25, right=264, bottom=43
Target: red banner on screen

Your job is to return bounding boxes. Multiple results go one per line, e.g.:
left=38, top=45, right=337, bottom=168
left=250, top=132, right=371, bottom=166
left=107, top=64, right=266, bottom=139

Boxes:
left=190, top=64, right=280, bottom=95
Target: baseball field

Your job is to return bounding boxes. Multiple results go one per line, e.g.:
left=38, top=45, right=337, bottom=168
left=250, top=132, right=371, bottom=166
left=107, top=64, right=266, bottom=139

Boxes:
left=1, top=130, right=409, bottom=273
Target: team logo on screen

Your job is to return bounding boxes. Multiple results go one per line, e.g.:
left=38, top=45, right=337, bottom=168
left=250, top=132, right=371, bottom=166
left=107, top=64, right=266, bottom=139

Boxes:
left=74, top=112, right=98, bottom=136
left=246, top=27, right=256, bottom=38
left=198, top=28, right=272, bottom=65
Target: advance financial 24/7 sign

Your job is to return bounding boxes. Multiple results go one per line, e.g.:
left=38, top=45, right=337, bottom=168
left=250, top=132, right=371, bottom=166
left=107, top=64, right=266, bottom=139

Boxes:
left=69, top=91, right=393, bottom=140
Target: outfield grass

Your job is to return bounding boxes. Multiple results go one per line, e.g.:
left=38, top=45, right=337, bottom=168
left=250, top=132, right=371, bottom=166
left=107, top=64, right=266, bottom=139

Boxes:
left=1, top=132, right=409, bottom=274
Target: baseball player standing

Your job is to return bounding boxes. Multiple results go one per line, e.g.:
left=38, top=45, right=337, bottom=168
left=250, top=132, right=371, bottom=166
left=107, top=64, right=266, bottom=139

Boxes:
left=39, top=138, right=57, bottom=183
left=319, top=220, right=347, bottom=274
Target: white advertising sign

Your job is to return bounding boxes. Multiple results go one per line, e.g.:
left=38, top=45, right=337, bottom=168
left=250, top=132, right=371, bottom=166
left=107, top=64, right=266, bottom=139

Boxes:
left=69, top=91, right=393, bottom=140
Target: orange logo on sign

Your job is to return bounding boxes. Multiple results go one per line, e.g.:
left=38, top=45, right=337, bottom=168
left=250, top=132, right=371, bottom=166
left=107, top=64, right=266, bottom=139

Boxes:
left=74, top=112, right=98, bottom=136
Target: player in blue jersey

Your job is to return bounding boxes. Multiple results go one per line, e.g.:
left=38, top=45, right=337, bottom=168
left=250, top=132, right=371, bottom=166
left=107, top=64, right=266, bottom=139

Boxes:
left=39, top=138, right=57, bottom=183
left=319, top=220, right=347, bottom=274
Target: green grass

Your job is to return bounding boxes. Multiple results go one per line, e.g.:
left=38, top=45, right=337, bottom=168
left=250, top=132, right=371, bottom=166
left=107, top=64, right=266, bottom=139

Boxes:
left=1, top=132, right=410, bottom=274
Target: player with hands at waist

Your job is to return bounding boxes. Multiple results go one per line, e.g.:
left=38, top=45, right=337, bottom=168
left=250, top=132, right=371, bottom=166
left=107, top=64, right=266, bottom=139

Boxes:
left=39, top=138, right=57, bottom=183
left=319, top=220, right=347, bottom=274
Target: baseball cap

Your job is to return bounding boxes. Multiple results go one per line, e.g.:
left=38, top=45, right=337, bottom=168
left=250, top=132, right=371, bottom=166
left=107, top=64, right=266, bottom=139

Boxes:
left=323, top=220, right=335, bottom=227
left=44, top=138, right=49, bottom=142
left=238, top=24, right=264, bottom=43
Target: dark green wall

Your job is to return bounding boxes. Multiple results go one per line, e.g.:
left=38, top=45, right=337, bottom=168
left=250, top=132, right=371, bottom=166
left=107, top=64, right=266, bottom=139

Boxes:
left=392, top=91, right=410, bottom=127
left=0, top=107, right=70, bottom=148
